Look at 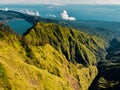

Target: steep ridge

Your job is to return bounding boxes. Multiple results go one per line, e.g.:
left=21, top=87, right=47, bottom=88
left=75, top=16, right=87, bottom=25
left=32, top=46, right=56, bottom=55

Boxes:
left=23, top=22, right=106, bottom=66
left=0, top=22, right=106, bottom=90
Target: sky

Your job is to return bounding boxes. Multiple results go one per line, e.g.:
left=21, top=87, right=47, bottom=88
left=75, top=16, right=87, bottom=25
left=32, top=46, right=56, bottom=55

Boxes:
left=0, top=0, right=120, bottom=4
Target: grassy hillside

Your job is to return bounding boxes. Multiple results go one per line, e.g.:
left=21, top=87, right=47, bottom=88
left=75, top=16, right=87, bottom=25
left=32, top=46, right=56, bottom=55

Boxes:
left=24, top=22, right=106, bottom=66
left=0, top=23, right=106, bottom=90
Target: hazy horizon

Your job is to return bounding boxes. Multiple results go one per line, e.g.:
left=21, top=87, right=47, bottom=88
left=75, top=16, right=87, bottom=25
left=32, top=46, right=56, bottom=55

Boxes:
left=1, top=0, right=120, bottom=5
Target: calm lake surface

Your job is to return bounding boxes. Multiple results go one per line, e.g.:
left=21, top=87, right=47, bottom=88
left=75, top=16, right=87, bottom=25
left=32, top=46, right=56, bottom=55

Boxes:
left=7, top=19, right=32, bottom=34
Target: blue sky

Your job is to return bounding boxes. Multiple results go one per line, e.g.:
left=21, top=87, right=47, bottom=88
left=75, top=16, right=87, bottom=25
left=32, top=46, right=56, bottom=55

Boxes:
left=0, top=0, right=120, bottom=4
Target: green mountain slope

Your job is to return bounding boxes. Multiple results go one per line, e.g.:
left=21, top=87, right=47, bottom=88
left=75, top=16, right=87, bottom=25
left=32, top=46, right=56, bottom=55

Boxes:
left=0, top=23, right=106, bottom=90
left=24, top=22, right=106, bottom=66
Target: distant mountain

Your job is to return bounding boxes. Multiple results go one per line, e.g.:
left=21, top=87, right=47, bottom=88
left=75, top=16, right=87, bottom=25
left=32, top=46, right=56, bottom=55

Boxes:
left=0, top=10, right=58, bottom=24
left=62, top=20, right=120, bottom=42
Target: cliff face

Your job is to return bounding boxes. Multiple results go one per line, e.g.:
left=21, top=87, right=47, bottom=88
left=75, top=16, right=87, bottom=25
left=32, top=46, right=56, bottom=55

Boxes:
left=0, top=23, right=106, bottom=90
left=89, top=38, right=120, bottom=90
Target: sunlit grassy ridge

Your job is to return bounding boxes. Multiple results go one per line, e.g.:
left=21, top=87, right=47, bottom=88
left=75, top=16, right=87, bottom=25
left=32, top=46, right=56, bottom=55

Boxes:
left=24, top=22, right=106, bottom=66
left=0, top=23, right=105, bottom=90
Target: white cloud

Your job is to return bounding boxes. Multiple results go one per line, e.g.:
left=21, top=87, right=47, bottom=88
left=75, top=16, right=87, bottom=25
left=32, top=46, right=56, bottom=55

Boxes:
left=0, top=8, right=9, bottom=11
left=49, top=14, right=56, bottom=17
left=24, top=10, right=40, bottom=16
left=61, top=10, right=76, bottom=21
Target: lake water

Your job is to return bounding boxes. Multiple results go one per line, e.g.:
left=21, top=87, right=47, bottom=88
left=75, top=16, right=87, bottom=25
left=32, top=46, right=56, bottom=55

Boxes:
left=7, top=20, right=32, bottom=34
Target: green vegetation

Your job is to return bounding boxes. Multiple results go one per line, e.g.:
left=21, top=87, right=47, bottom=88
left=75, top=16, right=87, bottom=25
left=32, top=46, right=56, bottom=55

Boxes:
left=1, top=10, right=120, bottom=90
left=24, top=22, right=106, bottom=66
left=0, top=23, right=106, bottom=90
